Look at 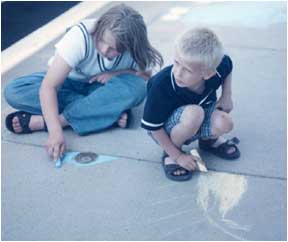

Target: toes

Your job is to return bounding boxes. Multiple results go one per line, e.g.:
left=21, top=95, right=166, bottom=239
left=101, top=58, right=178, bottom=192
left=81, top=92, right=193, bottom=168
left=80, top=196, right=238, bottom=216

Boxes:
left=14, top=124, right=22, bottom=132
left=180, top=170, right=186, bottom=175
left=12, top=117, right=22, bottom=133
left=117, top=117, right=127, bottom=128
left=227, top=147, right=236, bottom=154
left=173, top=169, right=187, bottom=176
left=12, top=116, right=19, bottom=124
left=173, top=170, right=179, bottom=176
left=121, top=112, right=128, bottom=120
left=14, top=125, right=22, bottom=133
left=118, top=120, right=126, bottom=128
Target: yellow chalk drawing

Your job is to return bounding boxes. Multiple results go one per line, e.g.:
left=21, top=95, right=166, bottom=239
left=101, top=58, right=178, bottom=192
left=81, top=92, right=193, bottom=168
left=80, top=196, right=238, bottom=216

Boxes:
left=197, top=172, right=251, bottom=240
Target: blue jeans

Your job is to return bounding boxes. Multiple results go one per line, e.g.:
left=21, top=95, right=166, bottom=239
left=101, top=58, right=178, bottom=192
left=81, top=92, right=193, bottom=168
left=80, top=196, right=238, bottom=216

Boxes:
left=4, top=72, right=146, bottom=135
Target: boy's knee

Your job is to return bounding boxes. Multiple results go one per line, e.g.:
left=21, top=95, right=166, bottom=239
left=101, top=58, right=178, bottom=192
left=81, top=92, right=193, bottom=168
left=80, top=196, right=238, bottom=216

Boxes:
left=211, top=111, right=234, bottom=135
left=180, top=105, right=204, bottom=128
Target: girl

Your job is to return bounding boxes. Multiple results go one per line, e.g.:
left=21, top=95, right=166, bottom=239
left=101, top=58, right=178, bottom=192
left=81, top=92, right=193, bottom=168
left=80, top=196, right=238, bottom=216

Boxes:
left=4, top=4, right=163, bottom=162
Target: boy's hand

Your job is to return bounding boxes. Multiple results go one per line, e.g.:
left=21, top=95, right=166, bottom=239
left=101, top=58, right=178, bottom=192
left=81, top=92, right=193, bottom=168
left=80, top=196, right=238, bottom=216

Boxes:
left=88, top=72, right=114, bottom=84
left=46, top=131, right=66, bottom=162
left=176, top=153, right=197, bottom=171
left=216, top=95, right=233, bottom=113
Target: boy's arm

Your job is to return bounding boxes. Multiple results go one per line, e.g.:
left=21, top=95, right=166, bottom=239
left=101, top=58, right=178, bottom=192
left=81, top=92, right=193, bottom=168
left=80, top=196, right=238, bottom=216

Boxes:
left=151, top=129, right=197, bottom=171
left=216, top=72, right=233, bottom=113
left=221, top=72, right=232, bottom=97
left=151, top=128, right=183, bottom=160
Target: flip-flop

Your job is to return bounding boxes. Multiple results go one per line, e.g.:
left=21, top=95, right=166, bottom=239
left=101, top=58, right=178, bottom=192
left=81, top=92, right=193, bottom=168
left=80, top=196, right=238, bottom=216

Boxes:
left=161, top=152, right=192, bottom=182
left=5, top=111, right=47, bottom=134
left=198, top=137, right=240, bottom=160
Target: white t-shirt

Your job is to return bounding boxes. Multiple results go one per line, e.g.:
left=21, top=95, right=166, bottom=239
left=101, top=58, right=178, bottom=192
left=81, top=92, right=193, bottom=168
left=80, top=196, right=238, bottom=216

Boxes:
left=48, top=19, right=140, bottom=81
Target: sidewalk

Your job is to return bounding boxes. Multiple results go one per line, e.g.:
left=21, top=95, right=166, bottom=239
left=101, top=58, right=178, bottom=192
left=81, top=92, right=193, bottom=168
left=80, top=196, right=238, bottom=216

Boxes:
left=1, top=1, right=287, bottom=240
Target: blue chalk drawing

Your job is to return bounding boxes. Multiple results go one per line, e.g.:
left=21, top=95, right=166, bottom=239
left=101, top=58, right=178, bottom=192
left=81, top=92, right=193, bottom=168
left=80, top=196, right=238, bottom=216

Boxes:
left=55, top=151, right=118, bottom=168
left=55, top=158, right=63, bottom=168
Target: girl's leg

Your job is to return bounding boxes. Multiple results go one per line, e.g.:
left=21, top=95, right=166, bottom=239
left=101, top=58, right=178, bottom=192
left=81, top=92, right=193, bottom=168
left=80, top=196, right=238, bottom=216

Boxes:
left=4, top=72, right=86, bottom=133
left=5, top=72, right=46, bottom=114
left=62, top=73, right=146, bottom=135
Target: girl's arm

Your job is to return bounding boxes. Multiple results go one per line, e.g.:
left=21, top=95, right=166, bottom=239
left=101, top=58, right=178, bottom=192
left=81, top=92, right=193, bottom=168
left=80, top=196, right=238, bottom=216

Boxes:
left=89, top=69, right=152, bottom=84
left=39, top=54, right=72, bottom=160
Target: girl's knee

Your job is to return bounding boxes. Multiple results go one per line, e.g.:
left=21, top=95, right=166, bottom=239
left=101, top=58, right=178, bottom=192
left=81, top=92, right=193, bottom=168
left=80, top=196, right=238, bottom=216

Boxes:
left=180, top=105, right=204, bottom=128
left=211, top=111, right=234, bottom=135
left=4, top=82, right=19, bottom=107
left=120, top=74, right=146, bottom=104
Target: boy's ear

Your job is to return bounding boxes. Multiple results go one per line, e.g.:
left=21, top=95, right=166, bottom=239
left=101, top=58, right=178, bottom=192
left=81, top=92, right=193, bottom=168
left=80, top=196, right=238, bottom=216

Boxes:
left=203, top=70, right=217, bottom=80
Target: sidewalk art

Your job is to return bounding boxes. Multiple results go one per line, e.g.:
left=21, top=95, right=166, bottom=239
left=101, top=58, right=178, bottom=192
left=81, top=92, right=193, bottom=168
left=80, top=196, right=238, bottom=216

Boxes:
left=55, top=151, right=118, bottom=168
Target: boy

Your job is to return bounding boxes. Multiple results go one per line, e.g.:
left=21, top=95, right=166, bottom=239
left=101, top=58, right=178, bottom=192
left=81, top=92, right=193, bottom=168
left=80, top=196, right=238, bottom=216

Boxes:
left=141, top=28, right=240, bottom=181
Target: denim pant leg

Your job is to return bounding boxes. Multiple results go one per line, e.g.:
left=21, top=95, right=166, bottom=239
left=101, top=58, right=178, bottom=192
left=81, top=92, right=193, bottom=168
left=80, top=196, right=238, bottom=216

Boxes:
left=4, top=72, right=45, bottom=114
left=4, top=72, right=86, bottom=115
left=62, top=73, right=146, bottom=135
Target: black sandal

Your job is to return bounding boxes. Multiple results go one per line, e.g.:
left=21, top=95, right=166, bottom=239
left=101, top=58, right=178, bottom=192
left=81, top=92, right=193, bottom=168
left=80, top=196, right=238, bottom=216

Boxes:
left=5, top=111, right=47, bottom=134
left=161, top=152, right=192, bottom=182
left=198, top=137, right=240, bottom=160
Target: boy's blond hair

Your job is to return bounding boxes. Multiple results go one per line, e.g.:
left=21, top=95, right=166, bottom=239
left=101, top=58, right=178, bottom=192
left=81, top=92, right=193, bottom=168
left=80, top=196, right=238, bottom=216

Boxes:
left=175, top=28, right=224, bottom=73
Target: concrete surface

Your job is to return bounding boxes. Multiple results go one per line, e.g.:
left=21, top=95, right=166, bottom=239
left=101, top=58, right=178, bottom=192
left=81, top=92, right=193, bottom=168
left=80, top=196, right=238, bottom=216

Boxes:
left=1, top=1, right=287, bottom=241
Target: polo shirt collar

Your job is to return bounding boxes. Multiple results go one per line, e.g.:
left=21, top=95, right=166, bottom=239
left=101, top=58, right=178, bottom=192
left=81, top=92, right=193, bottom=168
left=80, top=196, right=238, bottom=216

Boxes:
left=170, top=68, right=177, bottom=92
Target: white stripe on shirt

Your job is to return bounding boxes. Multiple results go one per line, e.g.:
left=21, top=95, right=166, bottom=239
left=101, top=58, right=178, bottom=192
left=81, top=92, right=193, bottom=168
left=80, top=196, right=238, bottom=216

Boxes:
left=141, top=119, right=164, bottom=128
left=170, top=69, right=176, bottom=91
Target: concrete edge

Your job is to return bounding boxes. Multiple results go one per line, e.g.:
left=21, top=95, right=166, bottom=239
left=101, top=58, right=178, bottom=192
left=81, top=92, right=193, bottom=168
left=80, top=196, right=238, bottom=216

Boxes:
left=1, top=1, right=108, bottom=74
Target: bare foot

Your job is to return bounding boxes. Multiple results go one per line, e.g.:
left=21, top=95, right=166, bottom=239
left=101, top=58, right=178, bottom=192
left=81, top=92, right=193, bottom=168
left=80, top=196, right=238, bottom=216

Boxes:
left=211, top=136, right=236, bottom=154
left=12, top=115, right=44, bottom=133
left=117, top=112, right=128, bottom=128
left=164, top=156, right=187, bottom=176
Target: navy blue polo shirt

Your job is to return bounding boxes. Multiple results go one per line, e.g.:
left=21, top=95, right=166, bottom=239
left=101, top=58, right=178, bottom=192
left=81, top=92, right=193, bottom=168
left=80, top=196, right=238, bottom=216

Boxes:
left=141, top=55, right=233, bottom=131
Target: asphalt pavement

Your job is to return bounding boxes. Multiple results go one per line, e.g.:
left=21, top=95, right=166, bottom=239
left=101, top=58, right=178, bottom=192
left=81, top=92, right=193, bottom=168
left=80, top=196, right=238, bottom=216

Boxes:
left=1, top=1, right=287, bottom=241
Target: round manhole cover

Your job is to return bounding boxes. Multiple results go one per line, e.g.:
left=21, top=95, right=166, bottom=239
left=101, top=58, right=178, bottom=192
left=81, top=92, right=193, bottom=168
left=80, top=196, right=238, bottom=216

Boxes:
left=74, top=152, right=98, bottom=164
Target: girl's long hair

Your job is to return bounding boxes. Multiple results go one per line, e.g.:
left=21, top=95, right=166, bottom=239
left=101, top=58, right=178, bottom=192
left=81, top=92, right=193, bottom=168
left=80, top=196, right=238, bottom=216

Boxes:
left=93, top=4, right=163, bottom=71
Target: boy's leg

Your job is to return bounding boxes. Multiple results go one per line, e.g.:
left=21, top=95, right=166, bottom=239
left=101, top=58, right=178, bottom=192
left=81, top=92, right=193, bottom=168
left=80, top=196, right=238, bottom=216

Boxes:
left=62, top=73, right=146, bottom=135
left=169, top=105, right=205, bottom=147
left=4, top=72, right=86, bottom=133
left=198, top=107, right=240, bottom=160
left=161, top=105, right=204, bottom=176
left=205, top=109, right=235, bottom=153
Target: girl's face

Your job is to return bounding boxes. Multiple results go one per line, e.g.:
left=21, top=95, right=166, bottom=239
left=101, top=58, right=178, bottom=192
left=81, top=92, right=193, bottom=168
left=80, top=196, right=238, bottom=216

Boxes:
left=96, top=30, right=121, bottom=60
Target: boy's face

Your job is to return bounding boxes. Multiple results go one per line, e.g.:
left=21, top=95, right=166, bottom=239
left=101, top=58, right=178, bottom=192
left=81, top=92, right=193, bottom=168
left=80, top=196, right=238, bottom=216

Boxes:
left=172, top=50, right=213, bottom=89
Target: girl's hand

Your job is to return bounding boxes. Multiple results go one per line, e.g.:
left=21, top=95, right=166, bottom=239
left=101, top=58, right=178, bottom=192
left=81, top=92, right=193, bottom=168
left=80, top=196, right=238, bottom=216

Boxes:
left=216, top=95, right=233, bottom=113
left=46, top=131, right=66, bottom=162
left=176, top=153, right=197, bottom=171
left=88, top=72, right=114, bottom=84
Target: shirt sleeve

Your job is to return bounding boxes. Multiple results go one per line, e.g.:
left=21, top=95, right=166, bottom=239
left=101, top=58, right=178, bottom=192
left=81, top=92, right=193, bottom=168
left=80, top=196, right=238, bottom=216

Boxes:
left=54, top=26, right=86, bottom=68
left=141, top=83, right=173, bottom=131
left=221, top=55, right=233, bottom=81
